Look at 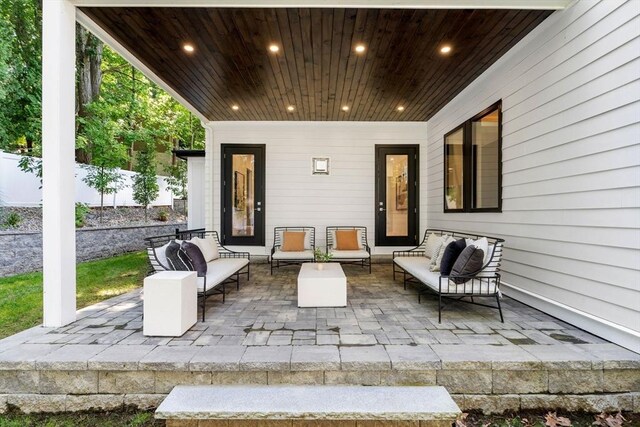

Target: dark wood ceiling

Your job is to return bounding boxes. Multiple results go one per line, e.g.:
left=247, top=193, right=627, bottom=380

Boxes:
left=81, top=7, right=553, bottom=121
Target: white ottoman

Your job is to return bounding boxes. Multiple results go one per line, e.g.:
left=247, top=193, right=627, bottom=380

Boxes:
left=297, top=263, right=347, bottom=307
left=143, top=271, right=197, bottom=337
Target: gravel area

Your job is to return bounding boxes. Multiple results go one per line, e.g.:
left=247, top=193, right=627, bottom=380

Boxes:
left=0, top=205, right=187, bottom=233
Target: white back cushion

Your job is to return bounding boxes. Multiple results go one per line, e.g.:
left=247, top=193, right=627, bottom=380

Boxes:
left=424, top=233, right=445, bottom=259
left=191, top=236, right=219, bottom=262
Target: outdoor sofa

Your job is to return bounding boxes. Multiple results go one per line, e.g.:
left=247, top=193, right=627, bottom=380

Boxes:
left=326, top=226, right=371, bottom=273
left=145, top=229, right=250, bottom=321
left=393, top=229, right=505, bottom=322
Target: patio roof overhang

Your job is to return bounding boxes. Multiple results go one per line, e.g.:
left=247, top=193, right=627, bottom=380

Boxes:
left=42, top=0, right=571, bottom=328
left=74, top=3, right=558, bottom=122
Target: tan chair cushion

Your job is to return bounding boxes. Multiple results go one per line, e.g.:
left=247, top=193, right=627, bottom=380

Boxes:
left=335, top=230, right=360, bottom=250
left=281, top=231, right=306, bottom=252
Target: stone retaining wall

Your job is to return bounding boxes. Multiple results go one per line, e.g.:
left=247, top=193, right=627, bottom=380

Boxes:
left=0, top=223, right=186, bottom=277
left=0, top=368, right=638, bottom=414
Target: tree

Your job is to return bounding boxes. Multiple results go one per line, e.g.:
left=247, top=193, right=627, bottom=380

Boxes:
left=132, top=145, right=159, bottom=221
left=77, top=103, right=128, bottom=221
left=165, top=160, right=188, bottom=203
left=0, top=0, right=42, bottom=151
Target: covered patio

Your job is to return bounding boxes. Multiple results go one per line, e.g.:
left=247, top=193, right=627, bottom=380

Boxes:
left=6, top=0, right=638, bottom=417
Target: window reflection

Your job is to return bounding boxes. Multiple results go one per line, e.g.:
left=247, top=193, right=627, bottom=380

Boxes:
left=232, top=154, right=255, bottom=237
left=386, top=155, right=409, bottom=237
left=445, top=128, right=464, bottom=210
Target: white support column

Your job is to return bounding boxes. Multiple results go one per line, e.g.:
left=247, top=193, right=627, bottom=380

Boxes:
left=187, top=157, right=205, bottom=230
left=204, top=124, right=215, bottom=232
left=42, top=0, right=77, bottom=327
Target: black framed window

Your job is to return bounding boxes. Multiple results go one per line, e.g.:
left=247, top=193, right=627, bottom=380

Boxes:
left=444, top=101, right=502, bottom=213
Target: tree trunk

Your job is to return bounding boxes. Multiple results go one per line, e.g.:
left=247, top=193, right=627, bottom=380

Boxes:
left=75, top=25, right=104, bottom=164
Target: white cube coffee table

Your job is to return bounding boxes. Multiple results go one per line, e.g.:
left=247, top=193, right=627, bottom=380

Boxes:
left=297, top=263, right=347, bottom=308
left=143, top=271, right=197, bottom=337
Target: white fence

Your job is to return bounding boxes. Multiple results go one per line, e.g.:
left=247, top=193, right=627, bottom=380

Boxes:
left=0, top=150, right=174, bottom=207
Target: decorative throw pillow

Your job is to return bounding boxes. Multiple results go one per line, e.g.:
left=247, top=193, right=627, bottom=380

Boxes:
left=191, top=236, right=219, bottom=262
left=429, top=236, right=453, bottom=271
left=450, top=246, right=485, bottom=284
left=424, top=233, right=445, bottom=259
left=440, top=238, right=467, bottom=275
left=181, top=241, right=207, bottom=277
left=281, top=231, right=306, bottom=251
left=466, top=237, right=488, bottom=262
left=165, top=241, right=194, bottom=271
left=330, top=229, right=363, bottom=249
left=154, top=241, right=172, bottom=269
left=335, top=230, right=359, bottom=250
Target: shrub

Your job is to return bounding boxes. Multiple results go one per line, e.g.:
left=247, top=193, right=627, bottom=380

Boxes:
left=157, top=210, right=169, bottom=222
left=2, top=212, right=21, bottom=229
left=75, top=203, right=90, bottom=228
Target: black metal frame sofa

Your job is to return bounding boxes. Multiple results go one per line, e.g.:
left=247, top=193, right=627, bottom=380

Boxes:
left=145, top=229, right=250, bottom=321
left=326, top=226, right=371, bottom=273
left=393, top=228, right=505, bottom=322
left=270, top=226, right=316, bottom=274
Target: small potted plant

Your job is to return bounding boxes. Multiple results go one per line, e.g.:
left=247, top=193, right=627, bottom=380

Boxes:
left=313, top=248, right=333, bottom=270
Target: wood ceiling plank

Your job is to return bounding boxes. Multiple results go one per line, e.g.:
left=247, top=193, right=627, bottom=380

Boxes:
left=404, top=9, right=513, bottom=120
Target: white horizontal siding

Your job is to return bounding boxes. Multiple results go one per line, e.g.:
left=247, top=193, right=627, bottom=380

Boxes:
left=206, top=122, right=428, bottom=255
left=426, top=0, right=640, bottom=339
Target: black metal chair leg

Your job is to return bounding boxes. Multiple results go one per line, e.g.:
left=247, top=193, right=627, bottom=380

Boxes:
left=368, top=260, right=371, bottom=274
left=201, top=293, right=205, bottom=322
left=496, top=294, right=504, bottom=323
left=438, top=294, right=442, bottom=323
left=222, top=282, right=226, bottom=303
left=236, top=272, right=240, bottom=290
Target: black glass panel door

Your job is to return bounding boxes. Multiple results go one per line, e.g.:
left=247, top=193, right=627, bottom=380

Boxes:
left=221, top=144, right=265, bottom=246
left=375, top=145, right=419, bottom=246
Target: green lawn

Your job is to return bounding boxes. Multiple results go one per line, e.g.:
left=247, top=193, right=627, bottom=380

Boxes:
left=0, top=251, right=148, bottom=339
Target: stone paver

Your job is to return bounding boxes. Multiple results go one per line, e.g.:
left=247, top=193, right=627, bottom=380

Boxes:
left=290, top=345, right=340, bottom=371
left=340, top=345, right=391, bottom=370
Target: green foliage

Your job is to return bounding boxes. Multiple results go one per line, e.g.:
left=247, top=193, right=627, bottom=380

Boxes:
left=1, top=211, right=20, bottom=228
left=165, top=160, right=188, bottom=200
left=0, top=251, right=148, bottom=339
left=314, top=247, right=333, bottom=263
left=157, top=210, right=169, bottom=222
left=132, top=146, right=159, bottom=221
left=75, top=202, right=89, bottom=228
left=0, top=0, right=204, bottom=186
left=0, top=0, right=42, bottom=151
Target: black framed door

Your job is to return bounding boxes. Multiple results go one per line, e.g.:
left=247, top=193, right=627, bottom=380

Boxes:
left=221, top=144, right=265, bottom=246
left=375, top=145, right=419, bottom=246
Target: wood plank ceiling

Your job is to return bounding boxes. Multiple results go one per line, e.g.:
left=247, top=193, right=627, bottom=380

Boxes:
left=80, top=7, right=553, bottom=121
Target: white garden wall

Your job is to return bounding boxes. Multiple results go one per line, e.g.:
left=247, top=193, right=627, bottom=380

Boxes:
left=205, top=122, right=428, bottom=255
left=425, top=0, right=640, bottom=351
left=0, top=150, right=173, bottom=207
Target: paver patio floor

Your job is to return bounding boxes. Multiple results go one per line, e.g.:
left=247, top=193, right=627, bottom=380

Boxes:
left=2, top=262, right=637, bottom=366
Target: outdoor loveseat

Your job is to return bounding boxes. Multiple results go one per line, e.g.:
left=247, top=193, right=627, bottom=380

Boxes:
left=145, top=229, right=250, bottom=321
left=393, top=229, right=505, bottom=322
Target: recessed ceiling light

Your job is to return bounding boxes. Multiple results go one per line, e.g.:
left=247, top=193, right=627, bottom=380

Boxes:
left=231, top=105, right=240, bottom=111
left=354, top=44, right=366, bottom=54
left=397, top=106, right=405, bottom=112
left=440, top=45, right=452, bottom=54
left=287, top=105, right=295, bottom=112
left=269, top=44, right=280, bottom=53
left=183, top=43, right=195, bottom=53
left=342, top=105, right=349, bottom=112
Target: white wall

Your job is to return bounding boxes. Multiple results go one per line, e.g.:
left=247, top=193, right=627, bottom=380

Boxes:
left=425, top=0, right=640, bottom=351
left=0, top=151, right=173, bottom=207
left=205, top=122, right=428, bottom=255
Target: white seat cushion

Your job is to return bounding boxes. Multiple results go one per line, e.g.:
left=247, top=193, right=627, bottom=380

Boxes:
left=394, top=256, right=496, bottom=294
left=198, top=258, right=249, bottom=292
left=329, top=249, right=370, bottom=259
left=272, top=249, right=315, bottom=260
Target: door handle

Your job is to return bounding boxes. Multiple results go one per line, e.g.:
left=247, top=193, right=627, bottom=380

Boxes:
left=379, top=207, right=385, bottom=212
left=255, top=207, right=262, bottom=212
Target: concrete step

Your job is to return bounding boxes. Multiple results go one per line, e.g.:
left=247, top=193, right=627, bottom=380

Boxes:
left=156, top=385, right=461, bottom=426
